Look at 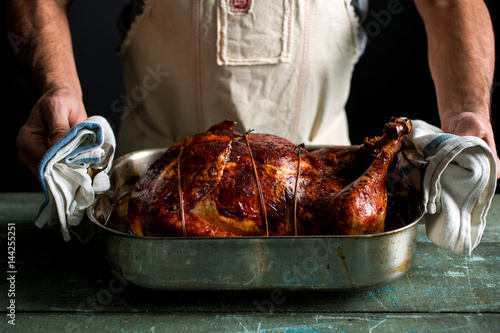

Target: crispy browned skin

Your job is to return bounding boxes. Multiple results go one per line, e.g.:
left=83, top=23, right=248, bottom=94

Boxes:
left=128, top=118, right=411, bottom=237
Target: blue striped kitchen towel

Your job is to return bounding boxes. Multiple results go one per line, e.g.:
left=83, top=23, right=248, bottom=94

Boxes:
left=35, top=116, right=116, bottom=242
left=395, top=119, right=497, bottom=254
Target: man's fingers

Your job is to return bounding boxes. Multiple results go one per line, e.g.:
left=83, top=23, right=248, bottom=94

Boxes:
left=48, top=124, right=71, bottom=146
left=447, top=114, right=500, bottom=179
left=16, top=125, right=49, bottom=164
left=36, top=93, right=72, bottom=147
left=16, top=88, right=88, bottom=182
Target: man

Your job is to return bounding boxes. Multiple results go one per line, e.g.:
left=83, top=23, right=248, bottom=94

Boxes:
left=6, top=0, right=499, bottom=178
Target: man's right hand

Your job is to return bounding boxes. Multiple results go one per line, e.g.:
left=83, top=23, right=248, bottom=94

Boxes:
left=16, top=87, right=88, bottom=177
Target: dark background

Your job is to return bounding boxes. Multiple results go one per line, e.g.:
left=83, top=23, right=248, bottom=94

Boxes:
left=1, top=0, right=498, bottom=192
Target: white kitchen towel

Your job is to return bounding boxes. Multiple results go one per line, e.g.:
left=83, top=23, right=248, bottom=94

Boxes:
left=34, top=116, right=116, bottom=241
left=395, top=119, right=497, bottom=254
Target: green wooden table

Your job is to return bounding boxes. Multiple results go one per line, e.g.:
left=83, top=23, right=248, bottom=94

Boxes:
left=1, top=192, right=499, bottom=332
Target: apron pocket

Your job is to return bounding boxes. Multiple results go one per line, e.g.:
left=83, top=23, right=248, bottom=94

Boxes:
left=217, top=0, right=293, bottom=65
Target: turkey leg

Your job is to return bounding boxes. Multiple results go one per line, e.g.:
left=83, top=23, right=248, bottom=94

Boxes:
left=323, top=118, right=412, bottom=235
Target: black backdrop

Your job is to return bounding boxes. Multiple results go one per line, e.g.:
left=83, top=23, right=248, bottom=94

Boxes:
left=1, top=0, right=498, bottom=192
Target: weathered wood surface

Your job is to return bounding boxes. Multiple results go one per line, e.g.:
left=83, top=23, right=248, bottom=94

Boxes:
left=8, top=313, right=500, bottom=332
left=1, top=193, right=499, bottom=332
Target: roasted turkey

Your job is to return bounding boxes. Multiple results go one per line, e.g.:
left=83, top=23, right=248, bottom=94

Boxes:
left=127, top=117, right=412, bottom=237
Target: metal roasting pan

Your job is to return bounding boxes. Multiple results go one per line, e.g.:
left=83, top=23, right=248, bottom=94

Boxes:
left=87, top=148, right=424, bottom=291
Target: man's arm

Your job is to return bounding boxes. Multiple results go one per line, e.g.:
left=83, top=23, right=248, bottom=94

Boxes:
left=414, top=0, right=499, bottom=177
left=6, top=0, right=87, bottom=176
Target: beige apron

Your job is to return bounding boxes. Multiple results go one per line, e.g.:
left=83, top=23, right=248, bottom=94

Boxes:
left=117, top=0, right=361, bottom=156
